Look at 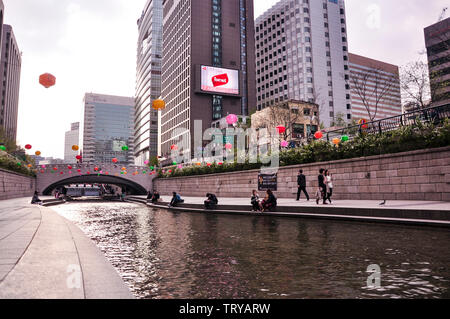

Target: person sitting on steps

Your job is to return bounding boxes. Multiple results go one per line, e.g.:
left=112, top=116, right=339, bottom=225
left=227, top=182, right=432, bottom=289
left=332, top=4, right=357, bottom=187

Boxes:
left=260, top=189, right=277, bottom=212
left=204, top=193, right=218, bottom=209
left=169, top=192, right=184, bottom=208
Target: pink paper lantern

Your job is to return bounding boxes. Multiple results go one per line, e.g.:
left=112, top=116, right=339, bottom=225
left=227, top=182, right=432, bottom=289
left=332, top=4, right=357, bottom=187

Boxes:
left=225, top=143, right=233, bottom=150
left=281, top=140, right=289, bottom=148
left=226, top=114, right=238, bottom=125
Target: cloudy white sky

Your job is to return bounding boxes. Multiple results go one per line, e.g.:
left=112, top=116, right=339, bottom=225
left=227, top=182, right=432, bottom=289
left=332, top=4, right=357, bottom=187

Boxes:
left=3, top=0, right=448, bottom=159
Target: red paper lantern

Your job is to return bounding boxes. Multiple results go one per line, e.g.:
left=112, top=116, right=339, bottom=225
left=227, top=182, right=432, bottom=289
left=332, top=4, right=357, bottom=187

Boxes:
left=53, top=167, right=58, bottom=171
left=76, top=155, right=82, bottom=160
left=77, top=169, right=81, bottom=173
left=67, top=165, right=72, bottom=170
left=314, top=131, right=323, bottom=139
left=39, top=73, right=56, bottom=88
left=112, top=158, right=118, bottom=163
left=60, top=172, right=64, bottom=175
left=171, top=144, right=178, bottom=151
left=25, top=144, right=32, bottom=150
left=276, top=126, right=286, bottom=134
left=94, top=167, right=99, bottom=171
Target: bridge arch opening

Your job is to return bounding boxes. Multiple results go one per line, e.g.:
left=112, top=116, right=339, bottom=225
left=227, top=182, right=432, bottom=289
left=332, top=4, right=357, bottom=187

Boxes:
left=41, top=174, right=148, bottom=196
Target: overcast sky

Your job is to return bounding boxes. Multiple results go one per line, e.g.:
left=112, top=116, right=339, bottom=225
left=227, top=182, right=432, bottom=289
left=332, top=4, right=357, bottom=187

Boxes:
left=3, top=0, right=448, bottom=159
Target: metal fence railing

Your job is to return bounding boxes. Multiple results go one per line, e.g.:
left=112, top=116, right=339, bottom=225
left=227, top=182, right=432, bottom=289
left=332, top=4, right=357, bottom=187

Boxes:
left=325, top=103, right=450, bottom=142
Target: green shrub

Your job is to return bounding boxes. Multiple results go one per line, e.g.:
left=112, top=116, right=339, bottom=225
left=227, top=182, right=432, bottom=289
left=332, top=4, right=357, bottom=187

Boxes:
left=158, top=119, right=450, bottom=178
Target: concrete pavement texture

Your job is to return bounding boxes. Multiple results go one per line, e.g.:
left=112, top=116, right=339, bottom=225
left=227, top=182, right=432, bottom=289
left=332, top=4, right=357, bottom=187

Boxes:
left=0, top=197, right=133, bottom=299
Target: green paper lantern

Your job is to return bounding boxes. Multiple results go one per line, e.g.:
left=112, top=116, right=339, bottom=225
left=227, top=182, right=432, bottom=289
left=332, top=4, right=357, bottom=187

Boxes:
left=173, top=162, right=177, bottom=165
left=122, top=146, right=129, bottom=151
left=0, top=145, right=6, bottom=151
left=341, top=135, right=349, bottom=142
left=150, top=166, right=154, bottom=170
left=143, top=171, right=147, bottom=174
left=17, top=162, right=22, bottom=166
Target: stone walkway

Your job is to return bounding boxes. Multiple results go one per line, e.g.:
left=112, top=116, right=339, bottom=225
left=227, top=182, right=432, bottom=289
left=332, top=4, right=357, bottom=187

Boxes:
left=0, top=197, right=133, bottom=299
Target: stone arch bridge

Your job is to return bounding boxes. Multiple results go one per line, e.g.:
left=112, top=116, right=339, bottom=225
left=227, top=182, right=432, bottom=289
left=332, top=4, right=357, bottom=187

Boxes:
left=36, top=164, right=154, bottom=195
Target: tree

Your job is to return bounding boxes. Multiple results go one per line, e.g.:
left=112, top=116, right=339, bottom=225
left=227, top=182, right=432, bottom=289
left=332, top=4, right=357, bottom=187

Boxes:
left=400, top=61, right=431, bottom=111
left=349, top=66, right=397, bottom=122
left=261, top=103, right=312, bottom=141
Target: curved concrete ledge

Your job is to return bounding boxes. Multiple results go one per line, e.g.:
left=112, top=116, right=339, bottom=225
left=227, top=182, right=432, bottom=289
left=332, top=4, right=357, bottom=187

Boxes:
left=127, top=197, right=450, bottom=228
left=0, top=199, right=134, bottom=299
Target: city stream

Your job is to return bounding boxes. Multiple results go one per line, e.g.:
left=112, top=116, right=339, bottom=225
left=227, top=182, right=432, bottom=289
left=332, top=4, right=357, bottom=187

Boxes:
left=52, top=201, right=450, bottom=299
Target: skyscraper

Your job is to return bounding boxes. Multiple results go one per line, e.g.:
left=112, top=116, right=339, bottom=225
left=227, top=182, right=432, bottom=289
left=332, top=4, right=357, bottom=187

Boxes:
left=255, top=0, right=351, bottom=127
left=0, top=24, right=21, bottom=142
left=424, top=17, right=450, bottom=107
left=160, top=0, right=256, bottom=158
left=64, top=122, right=79, bottom=164
left=348, top=53, right=402, bottom=121
left=135, top=0, right=163, bottom=165
left=81, top=93, right=135, bottom=165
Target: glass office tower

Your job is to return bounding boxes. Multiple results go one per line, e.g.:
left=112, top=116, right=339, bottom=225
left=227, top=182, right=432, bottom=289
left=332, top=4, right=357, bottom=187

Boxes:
left=135, top=0, right=163, bottom=165
left=81, top=93, right=135, bottom=165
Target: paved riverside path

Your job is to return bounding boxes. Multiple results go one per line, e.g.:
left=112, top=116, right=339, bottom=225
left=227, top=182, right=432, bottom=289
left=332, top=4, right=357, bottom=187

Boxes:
left=0, top=198, right=133, bottom=299
left=131, top=195, right=450, bottom=226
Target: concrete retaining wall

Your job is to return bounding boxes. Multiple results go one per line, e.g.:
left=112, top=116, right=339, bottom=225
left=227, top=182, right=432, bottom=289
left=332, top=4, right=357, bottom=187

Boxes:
left=0, top=168, right=36, bottom=200
left=154, top=146, right=450, bottom=201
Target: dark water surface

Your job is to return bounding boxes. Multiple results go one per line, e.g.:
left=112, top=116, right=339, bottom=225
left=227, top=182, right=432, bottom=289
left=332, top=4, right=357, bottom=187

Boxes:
left=53, top=202, right=450, bottom=299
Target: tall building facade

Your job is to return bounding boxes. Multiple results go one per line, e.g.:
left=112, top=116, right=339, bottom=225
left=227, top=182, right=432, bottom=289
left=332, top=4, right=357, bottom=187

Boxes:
left=64, top=122, right=79, bottom=163
left=348, top=53, right=402, bottom=121
left=425, top=17, right=450, bottom=107
left=255, top=0, right=351, bottom=128
left=81, top=93, right=135, bottom=165
left=160, top=0, right=256, bottom=158
left=0, top=24, right=21, bottom=142
left=135, top=0, right=163, bottom=165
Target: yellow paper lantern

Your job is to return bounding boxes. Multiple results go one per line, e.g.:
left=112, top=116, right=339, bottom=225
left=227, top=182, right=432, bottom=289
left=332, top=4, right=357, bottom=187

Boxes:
left=152, top=99, right=166, bottom=111
left=72, top=145, right=79, bottom=151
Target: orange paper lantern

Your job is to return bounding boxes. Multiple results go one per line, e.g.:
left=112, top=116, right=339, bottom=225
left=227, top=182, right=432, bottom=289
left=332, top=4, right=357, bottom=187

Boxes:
left=39, top=73, right=56, bottom=88
left=152, top=99, right=166, bottom=111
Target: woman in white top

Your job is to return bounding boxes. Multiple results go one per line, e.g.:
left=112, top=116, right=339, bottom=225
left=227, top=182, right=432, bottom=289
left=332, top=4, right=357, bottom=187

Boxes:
left=325, top=170, right=333, bottom=204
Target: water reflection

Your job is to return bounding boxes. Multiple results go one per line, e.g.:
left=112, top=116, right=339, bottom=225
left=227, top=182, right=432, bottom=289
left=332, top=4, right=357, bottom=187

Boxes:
left=53, top=202, right=450, bottom=299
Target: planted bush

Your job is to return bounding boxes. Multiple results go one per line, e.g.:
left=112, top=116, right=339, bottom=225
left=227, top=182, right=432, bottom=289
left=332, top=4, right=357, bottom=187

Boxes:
left=158, top=119, right=450, bottom=178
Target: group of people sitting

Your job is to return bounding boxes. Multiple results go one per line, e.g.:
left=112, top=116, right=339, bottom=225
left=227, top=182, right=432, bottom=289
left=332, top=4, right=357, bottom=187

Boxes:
left=251, top=189, right=277, bottom=212
left=146, top=190, right=161, bottom=203
left=147, top=189, right=277, bottom=213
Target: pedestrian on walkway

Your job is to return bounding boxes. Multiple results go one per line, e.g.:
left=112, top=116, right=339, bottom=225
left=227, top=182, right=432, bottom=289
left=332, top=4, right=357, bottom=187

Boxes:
left=296, top=169, right=310, bottom=201
left=325, top=170, right=333, bottom=204
left=317, top=169, right=328, bottom=205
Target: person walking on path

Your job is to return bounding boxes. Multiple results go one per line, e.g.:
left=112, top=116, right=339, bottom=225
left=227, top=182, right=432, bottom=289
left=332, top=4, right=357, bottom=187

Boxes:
left=296, top=169, right=310, bottom=201
left=317, top=169, right=328, bottom=205
left=325, top=170, right=333, bottom=204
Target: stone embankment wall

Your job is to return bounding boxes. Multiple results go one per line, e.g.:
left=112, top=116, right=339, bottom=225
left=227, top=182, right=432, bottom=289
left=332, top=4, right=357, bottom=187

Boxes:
left=0, top=169, right=36, bottom=200
left=154, top=146, right=450, bottom=201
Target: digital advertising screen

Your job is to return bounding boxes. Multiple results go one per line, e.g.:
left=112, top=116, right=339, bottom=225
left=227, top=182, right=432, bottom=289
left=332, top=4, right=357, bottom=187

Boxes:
left=200, top=65, right=240, bottom=95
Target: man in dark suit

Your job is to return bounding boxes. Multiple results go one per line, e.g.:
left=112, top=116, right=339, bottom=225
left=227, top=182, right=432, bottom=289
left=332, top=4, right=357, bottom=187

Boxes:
left=296, top=170, right=310, bottom=201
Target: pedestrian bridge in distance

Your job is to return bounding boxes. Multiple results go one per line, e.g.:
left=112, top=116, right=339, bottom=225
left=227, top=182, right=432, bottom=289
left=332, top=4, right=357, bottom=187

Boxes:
left=36, top=164, right=154, bottom=195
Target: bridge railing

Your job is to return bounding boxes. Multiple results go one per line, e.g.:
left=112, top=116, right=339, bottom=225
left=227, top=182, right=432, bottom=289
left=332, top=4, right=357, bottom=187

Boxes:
left=325, top=104, right=450, bottom=142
